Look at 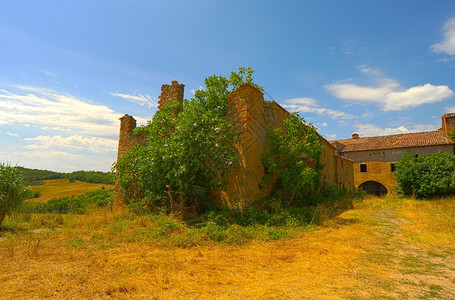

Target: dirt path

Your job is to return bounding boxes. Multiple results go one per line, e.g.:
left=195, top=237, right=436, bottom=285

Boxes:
left=359, top=203, right=455, bottom=299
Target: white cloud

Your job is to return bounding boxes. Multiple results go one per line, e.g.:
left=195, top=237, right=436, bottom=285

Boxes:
left=41, top=126, right=71, bottom=132
left=0, top=86, right=122, bottom=138
left=325, top=134, right=337, bottom=140
left=325, top=67, right=454, bottom=111
left=384, top=84, right=454, bottom=111
left=446, top=106, right=455, bottom=113
left=0, top=86, right=139, bottom=172
left=353, top=123, right=439, bottom=137
left=190, top=86, right=204, bottom=95
left=431, top=17, right=455, bottom=55
left=6, top=132, right=19, bottom=137
left=111, top=92, right=158, bottom=108
left=24, top=135, right=117, bottom=154
left=0, top=149, right=113, bottom=173
left=283, top=97, right=355, bottom=120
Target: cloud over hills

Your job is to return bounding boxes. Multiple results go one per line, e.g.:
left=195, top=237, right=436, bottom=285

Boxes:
left=0, top=86, right=125, bottom=172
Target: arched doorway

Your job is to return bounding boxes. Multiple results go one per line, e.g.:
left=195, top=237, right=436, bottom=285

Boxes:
left=359, top=181, right=387, bottom=196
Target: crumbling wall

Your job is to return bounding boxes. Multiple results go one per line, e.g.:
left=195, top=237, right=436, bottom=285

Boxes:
left=114, top=114, right=148, bottom=207
left=115, top=81, right=185, bottom=207
left=158, top=80, right=184, bottom=110
left=116, top=82, right=354, bottom=209
left=218, top=84, right=271, bottom=207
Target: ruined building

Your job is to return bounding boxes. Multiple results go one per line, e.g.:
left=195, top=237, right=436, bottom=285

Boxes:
left=117, top=81, right=354, bottom=208
left=332, top=114, right=455, bottom=195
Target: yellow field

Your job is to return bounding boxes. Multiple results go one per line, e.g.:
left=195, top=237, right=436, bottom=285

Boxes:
left=1, top=196, right=454, bottom=299
left=29, top=179, right=114, bottom=202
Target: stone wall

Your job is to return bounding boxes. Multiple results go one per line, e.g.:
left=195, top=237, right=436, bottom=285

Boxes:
left=353, top=161, right=397, bottom=193
left=348, top=144, right=455, bottom=193
left=442, top=113, right=455, bottom=136
left=116, top=82, right=354, bottom=208
left=216, top=83, right=354, bottom=207
left=158, top=80, right=184, bottom=110
left=114, top=114, right=148, bottom=207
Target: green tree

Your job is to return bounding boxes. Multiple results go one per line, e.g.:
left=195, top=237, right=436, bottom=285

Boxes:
left=116, top=67, right=261, bottom=216
left=395, top=151, right=455, bottom=198
left=0, top=163, right=31, bottom=226
left=262, top=113, right=323, bottom=203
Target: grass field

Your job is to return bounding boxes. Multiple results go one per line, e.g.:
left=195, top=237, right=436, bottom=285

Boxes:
left=29, top=179, right=114, bottom=202
left=1, top=196, right=454, bottom=299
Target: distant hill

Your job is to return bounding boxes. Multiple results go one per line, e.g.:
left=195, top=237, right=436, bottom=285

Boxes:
left=18, top=167, right=115, bottom=185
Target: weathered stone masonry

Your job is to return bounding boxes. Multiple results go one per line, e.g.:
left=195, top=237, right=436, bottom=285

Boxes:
left=333, top=114, right=455, bottom=195
left=116, top=81, right=354, bottom=208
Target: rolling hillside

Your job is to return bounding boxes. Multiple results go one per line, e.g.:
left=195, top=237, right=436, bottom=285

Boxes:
left=29, top=179, right=114, bottom=202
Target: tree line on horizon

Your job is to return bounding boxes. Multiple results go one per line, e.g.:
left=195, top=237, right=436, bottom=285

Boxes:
left=17, top=167, right=115, bottom=185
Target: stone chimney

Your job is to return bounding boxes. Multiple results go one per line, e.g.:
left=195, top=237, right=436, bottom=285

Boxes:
left=352, top=132, right=359, bottom=139
left=441, top=113, right=455, bottom=136
left=158, top=80, right=185, bottom=110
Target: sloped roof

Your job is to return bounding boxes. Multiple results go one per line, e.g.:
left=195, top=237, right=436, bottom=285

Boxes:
left=332, top=130, right=454, bottom=153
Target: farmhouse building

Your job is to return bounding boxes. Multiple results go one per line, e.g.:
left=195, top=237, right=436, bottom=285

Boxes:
left=331, top=114, right=455, bottom=195
left=117, top=81, right=354, bottom=208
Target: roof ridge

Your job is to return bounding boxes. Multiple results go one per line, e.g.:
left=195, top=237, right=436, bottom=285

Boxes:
left=333, top=129, right=444, bottom=142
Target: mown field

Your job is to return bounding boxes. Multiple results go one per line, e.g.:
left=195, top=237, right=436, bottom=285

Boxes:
left=28, top=179, right=114, bottom=202
left=1, top=194, right=454, bottom=299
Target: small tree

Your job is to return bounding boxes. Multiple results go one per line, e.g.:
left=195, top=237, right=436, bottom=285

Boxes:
left=395, top=151, right=455, bottom=198
left=0, top=163, right=31, bottom=226
left=262, top=113, right=323, bottom=203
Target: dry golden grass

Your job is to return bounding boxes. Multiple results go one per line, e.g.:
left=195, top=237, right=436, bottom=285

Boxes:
left=29, top=179, right=114, bottom=202
left=1, top=196, right=454, bottom=299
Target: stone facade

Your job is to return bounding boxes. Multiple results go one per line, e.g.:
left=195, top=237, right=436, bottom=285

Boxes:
left=333, top=117, right=455, bottom=194
left=116, top=81, right=354, bottom=208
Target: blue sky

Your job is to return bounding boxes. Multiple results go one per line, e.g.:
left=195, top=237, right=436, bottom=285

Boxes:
left=1, top=1, right=455, bottom=172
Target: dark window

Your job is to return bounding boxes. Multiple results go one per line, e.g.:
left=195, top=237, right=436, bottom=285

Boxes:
left=391, top=163, right=396, bottom=172
left=360, top=164, right=367, bottom=173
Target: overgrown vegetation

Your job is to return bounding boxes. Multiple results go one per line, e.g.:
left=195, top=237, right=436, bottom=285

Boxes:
left=116, top=67, right=336, bottom=217
left=20, top=188, right=113, bottom=214
left=116, top=67, right=260, bottom=216
left=263, top=113, right=323, bottom=204
left=0, top=164, right=31, bottom=226
left=4, top=186, right=358, bottom=247
left=395, top=151, right=455, bottom=198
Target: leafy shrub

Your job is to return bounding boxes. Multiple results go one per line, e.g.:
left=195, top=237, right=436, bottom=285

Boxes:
left=0, top=163, right=32, bottom=226
left=395, top=151, right=455, bottom=198
left=20, top=188, right=113, bottom=214
left=262, top=113, right=323, bottom=204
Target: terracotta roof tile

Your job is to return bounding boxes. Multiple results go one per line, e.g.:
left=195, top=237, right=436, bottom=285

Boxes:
left=332, top=130, right=454, bottom=153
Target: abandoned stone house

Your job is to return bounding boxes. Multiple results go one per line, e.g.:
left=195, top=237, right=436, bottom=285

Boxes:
left=331, top=113, right=455, bottom=195
left=117, top=81, right=354, bottom=208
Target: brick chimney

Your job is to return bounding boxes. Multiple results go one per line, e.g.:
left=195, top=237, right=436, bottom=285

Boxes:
left=158, top=80, right=185, bottom=110
left=352, top=132, right=359, bottom=139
